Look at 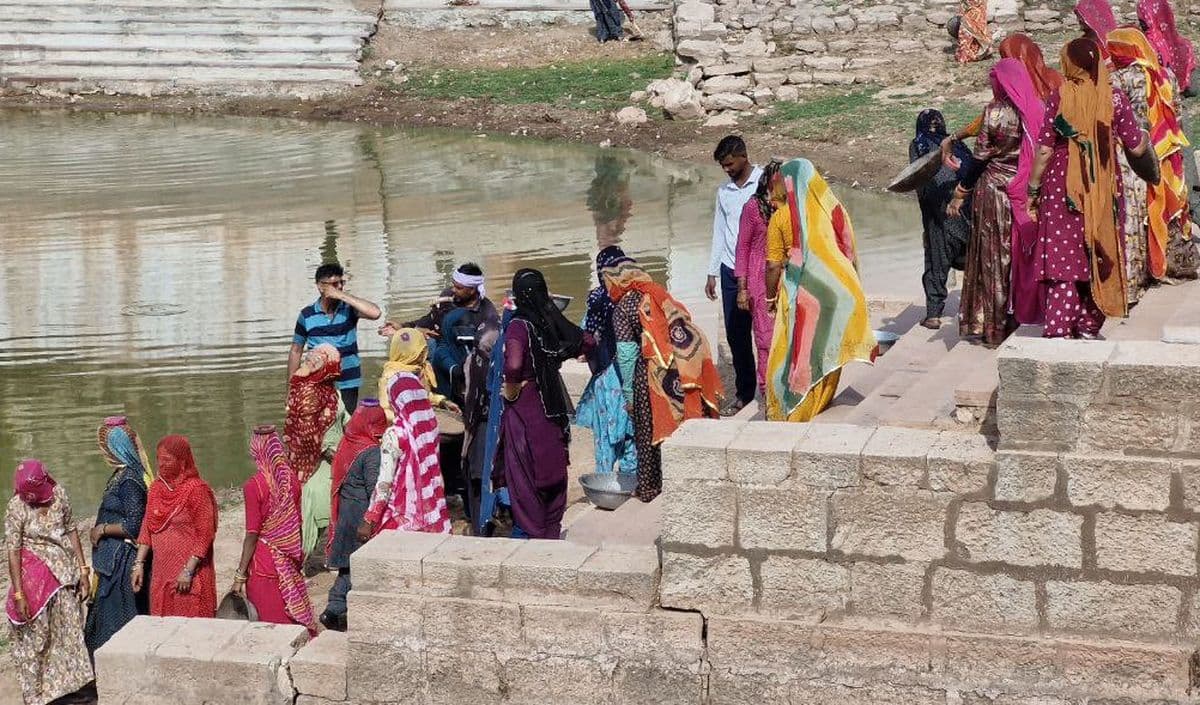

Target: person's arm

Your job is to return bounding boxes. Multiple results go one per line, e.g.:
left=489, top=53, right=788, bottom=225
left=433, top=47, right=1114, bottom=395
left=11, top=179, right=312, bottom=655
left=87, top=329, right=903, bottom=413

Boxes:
left=231, top=480, right=261, bottom=596
left=325, top=287, right=381, bottom=321
left=706, top=192, right=724, bottom=300
left=940, top=112, right=985, bottom=166
left=612, top=297, right=639, bottom=407
left=501, top=321, right=527, bottom=402
left=1025, top=145, right=1055, bottom=221
left=131, top=542, right=150, bottom=593
left=764, top=209, right=789, bottom=313
left=289, top=312, right=307, bottom=380
left=177, top=490, right=216, bottom=594
left=360, top=432, right=399, bottom=539
left=6, top=503, right=27, bottom=620
left=69, top=525, right=89, bottom=596
left=734, top=202, right=756, bottom=311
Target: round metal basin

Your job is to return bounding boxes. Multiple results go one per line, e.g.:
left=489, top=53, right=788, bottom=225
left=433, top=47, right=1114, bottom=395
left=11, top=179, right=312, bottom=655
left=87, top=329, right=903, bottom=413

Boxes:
left=579, top=472, right=638, bottom=511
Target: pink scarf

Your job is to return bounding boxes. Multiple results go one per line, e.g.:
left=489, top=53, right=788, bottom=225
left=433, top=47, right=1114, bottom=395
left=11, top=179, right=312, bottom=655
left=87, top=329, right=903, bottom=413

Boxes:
left=1075, top=0, right=1118, bottom=47
left=6, top=549, right=63, bottom=626
left=992, top=58, right=1048, bottom=325
left=249, top=429, right=316, bottom=634
left=364, top=372, right=451, bottom=535
left=13, top=459, right=55, bottom=506
left=1139, top=0, right=1196, bottom=91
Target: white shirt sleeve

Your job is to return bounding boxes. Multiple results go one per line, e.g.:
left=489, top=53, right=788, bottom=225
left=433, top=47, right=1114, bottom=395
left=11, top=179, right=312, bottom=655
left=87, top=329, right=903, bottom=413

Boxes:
left=709, top=190, right=725, bottom=277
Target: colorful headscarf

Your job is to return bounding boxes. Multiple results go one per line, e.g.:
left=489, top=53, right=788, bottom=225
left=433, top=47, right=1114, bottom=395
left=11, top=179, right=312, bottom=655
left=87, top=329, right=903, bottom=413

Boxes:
left=1110, top=27, right=1192, bottom=278
left=326, top=398, right=388, bottom=557
left=1075, top=0, right=1118, bottom=48
left=1058, top=37, right=1128, bottom=317
left=284, top=344, right=341, bottom=484
left=992, top=58, right=1048, bottom=324
left=1000, top=33, right=1065, bottom=99
left=956, top=0, right=992, bottom=63
left=249, top=427, right=316, bottom=634
left=602, top=260, right=722, bottom=443
left=584, top=246, right=629, bottom=371
left=363, top=372, right=451, bottom=535
left=380, top=328, right=438, bottom=418
left=146, top=435, right=216, bottom=535
left=1138, top=0, right=1196, bottom=91
left=13, top=459, right=55, bottom=507
left=765, top=159, right=877, bottom=422
left=98, top=416, right=154, bottom=489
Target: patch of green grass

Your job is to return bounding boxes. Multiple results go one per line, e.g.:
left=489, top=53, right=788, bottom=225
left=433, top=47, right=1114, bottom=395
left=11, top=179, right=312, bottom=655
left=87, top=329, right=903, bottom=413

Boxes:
left=404, top=53, right=675, bottom=110
left=764, top=86, right=981, bottom=143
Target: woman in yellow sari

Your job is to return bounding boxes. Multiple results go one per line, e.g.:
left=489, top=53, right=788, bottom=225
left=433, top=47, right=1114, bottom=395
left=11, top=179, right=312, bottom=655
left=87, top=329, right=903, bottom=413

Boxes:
left=378, top=328, right=459, bottom=421
left=764, top=159, right=876, bottom=422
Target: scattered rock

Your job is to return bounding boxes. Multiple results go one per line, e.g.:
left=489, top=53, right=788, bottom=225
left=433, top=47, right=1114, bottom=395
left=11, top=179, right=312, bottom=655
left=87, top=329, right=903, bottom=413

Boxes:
left=677, top=39, right=723, bottom=62
left=384, top=59, right=398, bottom=69
left=701, top=74, right=752, bottom=95
left=629, top=90, right=647, bottom=102
left=704, top=112, right=739, bottom=128
left=615, top=106, right=649, bottom=126
left=775, top=85, right=800, bottom=102
left=676, top=0, right=715, bottom=26
left=753, top=72, right=787, bottom=89
left=702, top=92, right=754, bottom=111
left=687, top=65, right=704, bottom=86
left=703, top=63, right=752, bottom=78
left=649, top=77, right=706, bottom=120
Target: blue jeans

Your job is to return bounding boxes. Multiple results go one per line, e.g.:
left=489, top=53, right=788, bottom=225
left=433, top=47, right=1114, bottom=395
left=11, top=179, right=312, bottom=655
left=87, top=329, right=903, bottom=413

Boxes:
left=721, top=264, right=757, bottom=404
left=325, top=568, right=352, bottom=617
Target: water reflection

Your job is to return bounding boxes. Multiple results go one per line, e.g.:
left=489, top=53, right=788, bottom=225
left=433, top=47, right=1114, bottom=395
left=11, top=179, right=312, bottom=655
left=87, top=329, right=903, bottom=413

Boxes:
left=0, top=109, right=922, bottom=509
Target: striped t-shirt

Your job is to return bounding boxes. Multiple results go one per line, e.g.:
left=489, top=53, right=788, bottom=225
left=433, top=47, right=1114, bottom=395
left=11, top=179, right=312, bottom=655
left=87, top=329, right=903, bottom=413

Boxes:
left=293, top=298, right=361, bottom=390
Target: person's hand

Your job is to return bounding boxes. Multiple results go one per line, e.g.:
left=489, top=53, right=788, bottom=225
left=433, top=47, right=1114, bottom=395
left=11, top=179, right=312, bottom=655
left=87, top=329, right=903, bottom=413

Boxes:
left=230, top=579, right=245, bottom=597
left=13, top=594, right=29, bottom=621
left=377, top=321, right=399, bottom=338
left=319, top=282, right=345, bottom=302
left=89, top=524, right=104, bottom=547
left=1026, top=199, right=1039, bottom=223
left=419, top=327, right=440, bottom=340
left=940, top=136, right=962, bottom=170
left=131, top=564, right=144, bottom=593
left=947, top=197, right=964, bottom=219
left=704, top=275, right=718, bottom=302
left=736, top=290, right=750, bottom=311
left=443, top=401, right=462, bottom=415
left=356, top=520, right=376, bottom=544
left=175, top=568, right=193, bottom=594
left=768, top=298, right=778, bottom=315
left=77, top=568, right=91, bottom=596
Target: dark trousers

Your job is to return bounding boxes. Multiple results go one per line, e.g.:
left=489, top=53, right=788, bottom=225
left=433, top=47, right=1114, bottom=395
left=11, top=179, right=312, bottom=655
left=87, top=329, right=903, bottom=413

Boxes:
left=326, top=568, right=351, bottom=617
left=721, top=264, right=757, bottom=404
left=339, top=387, right=359, bottom=412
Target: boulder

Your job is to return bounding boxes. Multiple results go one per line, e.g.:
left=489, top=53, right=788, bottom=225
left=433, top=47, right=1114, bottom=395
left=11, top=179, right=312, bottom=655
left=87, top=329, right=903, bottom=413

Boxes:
left=677, top=39, right=723, bottom=62
left=775, top=85, right=800, bottom=102
left=704, top=112, right=739, bottom=128
left=701, top=74, right=752, bottom=94
left=811, top=71, right=856, bottom=85
left=753, top=56, right=802, bottom=73
left=616, top=106, right=649, bottom=125
left=753, top=72, right=786, bottom=89
left=750, top=87, right=774, bottom=105
left=659, top=79, right=706, bottom=120
left=703, top=63, right=752, bottom=77
left=702, top=92, right=754, bottom=111
left=725, top=37, right=770, bottom=60
left=805, top=55, right=847, bottom=71
left=675, top=0, right=715, bottom=25
left=687, top=65, right=704, bottom=86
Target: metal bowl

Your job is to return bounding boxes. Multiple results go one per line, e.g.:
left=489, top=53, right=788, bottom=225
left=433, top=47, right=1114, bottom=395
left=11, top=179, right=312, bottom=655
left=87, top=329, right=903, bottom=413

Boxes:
left=873, top=329, right=900, bottom=355
left=579, top=473, right=638, bottom=511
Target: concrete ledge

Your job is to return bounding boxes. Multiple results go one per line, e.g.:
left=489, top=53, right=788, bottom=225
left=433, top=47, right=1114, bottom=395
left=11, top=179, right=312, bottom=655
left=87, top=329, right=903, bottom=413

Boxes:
left=351, top=530, right=660, bottom=609
left=289, top=629, right=348, bottom=702
left=96, top=617, right=308, bottom=705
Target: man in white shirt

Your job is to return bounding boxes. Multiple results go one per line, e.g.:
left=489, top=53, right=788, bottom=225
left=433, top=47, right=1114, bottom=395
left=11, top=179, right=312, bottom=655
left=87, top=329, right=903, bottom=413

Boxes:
left=706, top=135, right=762, bottom=413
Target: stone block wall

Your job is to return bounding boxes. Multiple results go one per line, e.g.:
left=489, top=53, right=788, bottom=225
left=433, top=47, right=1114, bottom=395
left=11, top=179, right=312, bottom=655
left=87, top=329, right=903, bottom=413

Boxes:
left=670, top=0, right=1200, bottom=114
left=659, top=410, right=1199, bottom=701
left=341, top=531, right=700, bottom=705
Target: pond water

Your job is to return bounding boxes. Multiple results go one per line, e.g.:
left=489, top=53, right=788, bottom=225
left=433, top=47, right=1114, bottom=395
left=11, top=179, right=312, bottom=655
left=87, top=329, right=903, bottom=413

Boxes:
left=0, top=109, right=923, bottom=511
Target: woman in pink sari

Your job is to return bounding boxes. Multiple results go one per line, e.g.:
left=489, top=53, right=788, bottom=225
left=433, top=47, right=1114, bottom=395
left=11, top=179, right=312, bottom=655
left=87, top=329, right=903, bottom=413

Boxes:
left=1139, top=0, right=1195, bottom=93
left=5, top=460, right=94, bottom=705
left=734, top=159, right=783, bottom=396
left=231, top=426, right=317, bottom=634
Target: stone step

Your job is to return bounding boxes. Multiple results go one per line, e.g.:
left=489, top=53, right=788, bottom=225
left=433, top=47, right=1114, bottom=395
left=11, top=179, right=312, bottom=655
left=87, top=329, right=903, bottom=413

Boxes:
left=0, top=20, right=375, bottom=36
left=1105, top=279, right=1200, bottom=342
left=386, top=0, right=666, bottom=9
left=0, top=8, right=376, bottom=25
left=1, top=63, right=362, bottom=84
left=1162, top=280, right=1200, bottom=343
left=877, top=340, right=996, bottom=428
left=0, top=0, right=364, bottom=9
left=0, top=49, right=360, bottom=67
left=564, top=494, right=661, bottom=547
left=0, top=31, right=363, bottom=51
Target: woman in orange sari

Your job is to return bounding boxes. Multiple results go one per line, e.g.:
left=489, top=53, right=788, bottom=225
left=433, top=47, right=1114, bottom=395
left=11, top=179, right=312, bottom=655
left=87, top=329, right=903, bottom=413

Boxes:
left=131, top=436, right=217, bottom=618
left=955, top=0, right=992, bottom=63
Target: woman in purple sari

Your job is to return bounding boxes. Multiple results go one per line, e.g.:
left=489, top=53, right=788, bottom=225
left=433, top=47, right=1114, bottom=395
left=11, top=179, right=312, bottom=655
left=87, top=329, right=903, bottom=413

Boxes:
left=496, top=269, right=592, bottom=539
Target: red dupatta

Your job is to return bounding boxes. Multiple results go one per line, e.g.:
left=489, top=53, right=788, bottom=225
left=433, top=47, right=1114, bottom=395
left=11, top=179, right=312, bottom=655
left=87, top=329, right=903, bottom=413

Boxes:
left=283, top=345, right=341, bottom=484
left=146, top=435, right=215, bottom=536
left=249, top=430, right=316, bottom=634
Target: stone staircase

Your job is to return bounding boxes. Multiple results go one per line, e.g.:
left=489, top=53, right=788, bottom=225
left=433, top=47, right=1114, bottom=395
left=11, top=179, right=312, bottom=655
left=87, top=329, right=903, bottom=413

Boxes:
left=0, top=0, right=380, bottom=96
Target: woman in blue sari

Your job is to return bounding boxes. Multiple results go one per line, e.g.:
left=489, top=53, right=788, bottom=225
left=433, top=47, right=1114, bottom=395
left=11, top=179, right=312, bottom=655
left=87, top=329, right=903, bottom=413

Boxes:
left=575, top=246, right=637, bottom=475
left=85, top=416, right=151, bottom=653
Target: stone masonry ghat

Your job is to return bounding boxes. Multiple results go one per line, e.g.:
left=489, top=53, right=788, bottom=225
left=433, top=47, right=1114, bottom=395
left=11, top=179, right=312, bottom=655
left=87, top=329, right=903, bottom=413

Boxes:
left=96, top=334, right=1200, bottom=704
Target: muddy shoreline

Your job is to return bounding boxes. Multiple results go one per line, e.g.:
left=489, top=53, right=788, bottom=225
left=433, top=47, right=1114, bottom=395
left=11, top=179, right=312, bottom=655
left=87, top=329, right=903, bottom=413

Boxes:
left=0, top=88, right=904, bottom=191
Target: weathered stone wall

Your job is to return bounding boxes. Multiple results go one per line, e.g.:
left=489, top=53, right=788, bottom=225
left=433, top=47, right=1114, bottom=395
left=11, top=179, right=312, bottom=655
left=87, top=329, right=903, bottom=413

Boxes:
left=667, top=0, right=1200, bottom=116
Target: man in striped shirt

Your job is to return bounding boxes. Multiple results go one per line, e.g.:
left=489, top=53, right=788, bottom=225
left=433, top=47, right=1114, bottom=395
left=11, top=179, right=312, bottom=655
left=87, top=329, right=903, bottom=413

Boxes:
left=289, top=262, right=382, bottom=411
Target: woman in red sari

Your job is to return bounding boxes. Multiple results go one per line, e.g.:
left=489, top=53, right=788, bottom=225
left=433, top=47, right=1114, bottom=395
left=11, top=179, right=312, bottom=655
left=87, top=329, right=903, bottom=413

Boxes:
left=284, top=344, right=341, bottom=485
left=231, top=426, right=317, bottom=634
left=955, top=0, right=992, bottom=63
left=131, top=435, right=217, bottom=618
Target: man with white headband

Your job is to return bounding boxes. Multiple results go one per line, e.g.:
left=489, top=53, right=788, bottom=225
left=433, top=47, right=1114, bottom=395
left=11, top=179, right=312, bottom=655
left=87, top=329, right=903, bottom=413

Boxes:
left=378, top=262, right=498, bottom=401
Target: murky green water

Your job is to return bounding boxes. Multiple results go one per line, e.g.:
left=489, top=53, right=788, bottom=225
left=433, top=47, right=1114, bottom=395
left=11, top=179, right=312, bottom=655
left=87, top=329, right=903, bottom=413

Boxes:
left=0, top=109, right=922, bottom=511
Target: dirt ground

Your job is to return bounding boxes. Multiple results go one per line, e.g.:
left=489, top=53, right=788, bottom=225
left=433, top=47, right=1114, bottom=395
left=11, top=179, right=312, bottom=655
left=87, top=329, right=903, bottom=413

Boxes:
left=0, top=23, right=1003, bottom=190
